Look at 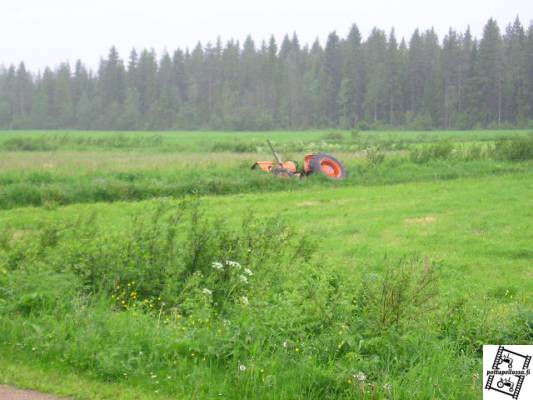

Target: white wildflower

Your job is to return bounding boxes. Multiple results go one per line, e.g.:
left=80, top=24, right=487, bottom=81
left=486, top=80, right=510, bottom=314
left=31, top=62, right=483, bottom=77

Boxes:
left=238, top=275, right=248, bottom=284
left=355, top=372, right=366, bottom=382
left=239, top=364, right=246, bottom=372
left=282, top=341, right=288, bottom=348
left=212, top=261, right=224, bottom=270
left=202, top=288, right=212, bottom=296
left=226, top=260, right=241, bottom=269
left=243, top=268, right=253, bottom=276
left=240, top=296, right=249, bottom=305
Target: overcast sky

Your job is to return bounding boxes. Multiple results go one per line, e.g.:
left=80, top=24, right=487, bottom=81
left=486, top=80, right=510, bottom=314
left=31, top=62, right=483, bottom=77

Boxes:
left=2, top=0, right=532, bottom=72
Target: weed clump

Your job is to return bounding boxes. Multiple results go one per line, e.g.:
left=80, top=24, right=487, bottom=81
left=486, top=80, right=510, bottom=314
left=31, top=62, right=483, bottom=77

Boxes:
left=364, top=147, right=385, bottom=166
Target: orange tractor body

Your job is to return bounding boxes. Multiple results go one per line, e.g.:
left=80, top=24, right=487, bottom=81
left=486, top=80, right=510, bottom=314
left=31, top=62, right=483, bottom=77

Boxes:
left=252, top=160, right=298, bottom=173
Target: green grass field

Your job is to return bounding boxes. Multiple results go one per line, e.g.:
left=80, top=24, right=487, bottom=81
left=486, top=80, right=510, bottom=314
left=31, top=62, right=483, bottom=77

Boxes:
left=0, top=130, right=532, bottom=399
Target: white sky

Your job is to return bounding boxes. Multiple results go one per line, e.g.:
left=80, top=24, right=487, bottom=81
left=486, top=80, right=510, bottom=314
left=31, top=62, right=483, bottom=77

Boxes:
left=1, top=0, right=532, bottom=72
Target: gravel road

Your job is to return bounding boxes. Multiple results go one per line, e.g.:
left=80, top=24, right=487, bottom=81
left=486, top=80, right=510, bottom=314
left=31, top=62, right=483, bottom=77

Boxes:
left=0, top=385, right=68, bottom=400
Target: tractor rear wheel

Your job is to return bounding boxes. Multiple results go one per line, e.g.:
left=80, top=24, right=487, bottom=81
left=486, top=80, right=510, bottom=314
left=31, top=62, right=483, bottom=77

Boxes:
left=310, top=153, right=347, bottom=180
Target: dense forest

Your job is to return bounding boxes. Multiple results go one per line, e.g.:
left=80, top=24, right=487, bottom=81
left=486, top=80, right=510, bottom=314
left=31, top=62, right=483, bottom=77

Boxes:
left=1, top=17, right=532, bottom=131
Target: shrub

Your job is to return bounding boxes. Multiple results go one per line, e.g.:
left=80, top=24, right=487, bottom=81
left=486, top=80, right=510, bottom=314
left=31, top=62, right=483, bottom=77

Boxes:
left=410, top=141, right=454, bottom=164
left=365, top=147, right=385, bottom=166
left=38, top=200, right=315, bottom=313
left=491, top=135, right=533, bottom=161
left=356, top=257, right=439, bottom=332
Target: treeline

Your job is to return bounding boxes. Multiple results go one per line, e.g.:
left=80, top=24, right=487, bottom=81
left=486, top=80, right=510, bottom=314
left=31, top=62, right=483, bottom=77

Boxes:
left=1, top=18, right=532, bottom=131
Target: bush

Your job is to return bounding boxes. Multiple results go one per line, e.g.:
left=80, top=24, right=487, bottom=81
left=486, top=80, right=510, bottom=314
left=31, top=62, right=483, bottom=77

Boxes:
left=410, top=141, right=454, bottom=164
left=491, top=135, right=533, bottom=161
left=29, top=201, right=315, bottom=314
left=365, top=147, right=385, bottom=166
left=356, top=257, right=439, bottom=332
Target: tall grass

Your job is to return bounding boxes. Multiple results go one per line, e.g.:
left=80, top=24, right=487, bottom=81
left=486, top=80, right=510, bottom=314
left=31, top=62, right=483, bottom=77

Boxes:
left=1, top=134, right=165, bottom=151
left=409, top=134, right=533, bottom=163
left=0, top=155, right=530, bottom=210
left=0, top=201, right=529, bottom=398
left=492, top=135, right=533, bottom=161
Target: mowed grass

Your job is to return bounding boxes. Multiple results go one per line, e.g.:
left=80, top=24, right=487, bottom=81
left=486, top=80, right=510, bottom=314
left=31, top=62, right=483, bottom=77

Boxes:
left=0, top=129, right=532, bottom=399
left=2, top=172, right=531, bottom=304
left=0, top=172, right=531, bottom=399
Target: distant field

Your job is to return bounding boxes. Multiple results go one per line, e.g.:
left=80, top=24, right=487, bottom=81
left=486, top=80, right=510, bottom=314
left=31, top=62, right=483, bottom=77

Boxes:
left=0, top=129, right=530, bottom=153
left=0, top=129, right=531, bottom=210
left=0, top=129, right=532, bottom=399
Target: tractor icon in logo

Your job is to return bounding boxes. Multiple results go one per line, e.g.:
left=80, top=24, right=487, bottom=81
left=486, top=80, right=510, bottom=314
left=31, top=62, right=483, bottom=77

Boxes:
left=497, top=353, right=514, bottom=370
left=497, top=377, right=515, bottom=393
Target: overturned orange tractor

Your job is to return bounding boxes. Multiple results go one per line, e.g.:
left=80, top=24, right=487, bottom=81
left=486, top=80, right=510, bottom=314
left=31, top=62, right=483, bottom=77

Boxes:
left=252, top=140, right=347, bottom=180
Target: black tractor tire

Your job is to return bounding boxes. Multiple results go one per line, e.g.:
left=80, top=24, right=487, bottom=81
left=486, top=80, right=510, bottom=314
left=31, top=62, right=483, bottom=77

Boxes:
left=309, top=153, right=347, bottom=180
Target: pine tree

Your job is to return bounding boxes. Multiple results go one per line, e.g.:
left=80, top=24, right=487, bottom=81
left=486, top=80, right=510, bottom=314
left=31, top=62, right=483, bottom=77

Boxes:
left=55, top=63, right=74, bottom=127
left=442, top=29, right=461, bottom=127
left=13, top=62, right=33, bottom=127
left=386, top=29, right=401, bottom=125
left=524, top=23, right=533, bottom=121
left=363, top=28, right=387, bottom=124
left=341, top=24, right=365, bottom=126
left=322, top=31, right=342, bottom=125
left=477, top=19, right=505, bottom=126
left=503, top=17, right=525, bottom=123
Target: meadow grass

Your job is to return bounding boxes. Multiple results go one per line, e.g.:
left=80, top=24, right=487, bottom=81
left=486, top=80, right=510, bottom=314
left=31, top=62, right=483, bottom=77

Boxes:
left=0, top=129, right=531, bottom=399
left=2, top=172, right=530, bottom=304
left=0, top=174, right=531, bottom=398
left=0, top=147, right=531, bottom=210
